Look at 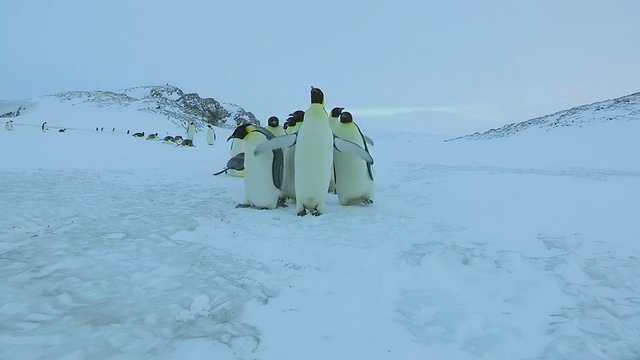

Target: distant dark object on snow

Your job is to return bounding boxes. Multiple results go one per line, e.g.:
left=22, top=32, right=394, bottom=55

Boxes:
left=112, top=128, right=115, bottom=132
left=132, top=132, right=145, bottom=137
left=58, top=128, right=66, bottom=132
left=96, top=127, right=99, bottom=131
left=127, top=130, right=130, bottom=134
left=101, top=127, right=104, bottom=131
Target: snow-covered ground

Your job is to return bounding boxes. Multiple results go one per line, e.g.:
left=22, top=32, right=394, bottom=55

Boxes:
left=1, top=97, right=639, bottom=360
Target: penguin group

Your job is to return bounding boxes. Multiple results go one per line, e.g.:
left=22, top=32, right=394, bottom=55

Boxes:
left=220, top=86, right=374, bottom=216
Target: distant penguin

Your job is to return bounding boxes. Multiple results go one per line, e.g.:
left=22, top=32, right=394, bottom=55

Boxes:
left=101, top=127, right=104, bottom=131
left=5, top=120, right=13, bottom=131
left=328, top=107, right=345, bottom=194
left=206, top=124, right=216, bottom=145
left=146, top=133, right=158, bottom=140
left=181, top=139, right=195, bottom=147
left=228, top=138, right=245, bottom=177
left=112, top=128, right=115, bottom=132
left=96, top=127, right=99, bottom=131
left=187, top=121, right=196, bottom=140
left=266, top=116, right=286, bottom=137
left=41, top=122, right=48, bottom=132
left=132, top=131, right=145, bottom=137
left=163, top=135, right=175, bottom=145
left=174, top=135, right=184, bottom=144
left=127, top=130, right=130, bottom=134
left=58, top=128, right=66, bottom=133
left=227, top=124, right=283, bottom=209
left=333, top=111, right=374, bottom=205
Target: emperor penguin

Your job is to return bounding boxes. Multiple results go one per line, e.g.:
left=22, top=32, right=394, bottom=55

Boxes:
left=206, top=124, right=217, bottom=145
left=146, top=133, right=158, bottom=140
left=228, top=137, right=245, bottom=177
left=227, top=124, right=283, bottom=209
left=328, top=107, right=344, bottom=132
left=41, top=122, right=48, bottom=132
left=332, top=111, right=374, bottom=205
left=266, top=116, right=286, bottom=137
left=280, top=111, right=304, bottom=202
left=163, top=135, right=175, bottom=145
left=132, top=131, right=145, bottom=137
left=187, top=121, right=196, bottom=140
left=292, top=87, right=334, bottom=216
left=174, top=135, right=184, bottom=144
left=253, top=93, right=373, bottom=215
left=5, top=120, right=13, bottom=131
left=328, top=107, right=345, bottom=194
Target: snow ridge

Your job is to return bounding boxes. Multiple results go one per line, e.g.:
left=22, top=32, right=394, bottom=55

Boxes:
left=448, top=92, right=640, bottom=141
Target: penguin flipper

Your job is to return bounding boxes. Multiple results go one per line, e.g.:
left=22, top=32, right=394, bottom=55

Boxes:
left=333, top=136, right=374, bottom=165
left=272, top=148, right=284, bottom=190
left=226, top=152, right=245, bottom=171
left=254, top=134, right=297, bottom=156
left=364, top=135, right=375, bottom=146
left=213, top=153, right=245, bottom=176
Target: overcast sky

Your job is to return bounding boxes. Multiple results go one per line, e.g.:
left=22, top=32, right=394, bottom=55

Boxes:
left=2, top=0, right=639, bottom=133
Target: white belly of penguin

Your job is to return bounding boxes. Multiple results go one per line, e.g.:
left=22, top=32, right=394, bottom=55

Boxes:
left=243, top=139, right=279, bottom=209
left=295, top=116, right=333, bottom=212
left=334, top=149, right=373, bottom=204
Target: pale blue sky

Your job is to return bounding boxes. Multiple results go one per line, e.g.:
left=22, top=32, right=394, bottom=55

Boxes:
left=2, top=0, right=639, bottom=133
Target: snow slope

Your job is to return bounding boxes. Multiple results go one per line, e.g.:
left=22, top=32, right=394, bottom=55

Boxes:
left=1, top=94, right=639, bottom=359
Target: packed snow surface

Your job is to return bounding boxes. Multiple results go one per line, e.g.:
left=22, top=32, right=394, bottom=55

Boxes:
left=1, top=99, right=639, bottom=359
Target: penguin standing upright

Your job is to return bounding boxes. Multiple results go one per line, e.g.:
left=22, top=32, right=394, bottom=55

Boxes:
left=5, top=120, right=13, bottom=131
left=187, top=121, right=196, bottom=140
left=206, top=124, right=217, bottom=145
left=253, top=92, right=373, bottom=215
left=265, top=116, right=286, bottom=137
left=280, top=111, right=303, bottom=202
left=328, top=107, right=345, bottom=194
left=227, top=124, right=283, bottom=209
left=293, top=87, right=334, bottom=216
left=332, top=111, right=374, bottom=205
left=228, top=137, right=245, bottom=177
left=41, top=122, right=48, bottom=132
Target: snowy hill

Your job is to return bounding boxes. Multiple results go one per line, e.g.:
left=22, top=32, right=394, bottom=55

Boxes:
left=448, top=92, right=640, bottom=141
left=0, top=84, right=259, bottom=134
left=1, top=92, right=639, bottom=359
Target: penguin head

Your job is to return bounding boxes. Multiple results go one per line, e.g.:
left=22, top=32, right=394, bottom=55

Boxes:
left=339, top=112, right=354, bottom=124
left=330, top=107, right=345, bottom=118
left=267, top=116, right=279, bottom=127
left=310, top=86, right=324, bottom=105
left=290, top=110, right=305, bottom=124
left=227, top=124, right=252, bottom=141
left=207, top=124, right=212, bottom=128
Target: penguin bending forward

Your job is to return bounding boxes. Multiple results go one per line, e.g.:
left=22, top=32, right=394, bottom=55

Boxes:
left=332, top=111, right=374, bottom=205
left=254, top=87, right=373, bottom=216
left=227, top=138, right=245, bottom=177
left=228, top=124, right=283, bottom=209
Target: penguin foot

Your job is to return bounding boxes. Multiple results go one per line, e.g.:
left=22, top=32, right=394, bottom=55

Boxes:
left=235, top=203, right=252, bottom=209
left=277, top=198, right=288, bottom=208
left=297, top=209, right=307, bottom=217
left=311, top=209, right=322, bottom=216
left=363, top=198, right=373, bottom=205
